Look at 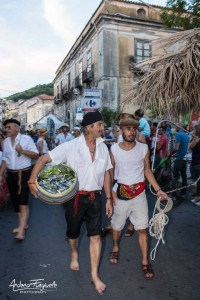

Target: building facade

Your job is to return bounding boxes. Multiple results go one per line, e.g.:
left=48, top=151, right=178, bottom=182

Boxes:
left=53, top=0, right=179, bottom=125
left=18, top=94, right=54, bottom=130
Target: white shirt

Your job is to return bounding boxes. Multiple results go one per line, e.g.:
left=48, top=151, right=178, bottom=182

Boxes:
left=2, top=133, right=38, bottom=170
left=48, top=134, right=113, bottom=191
left=57, top=132, right=73, bottom=144
left=37, top=137, right=49, bottom=154
left=111, top=141, right=148, bottom=185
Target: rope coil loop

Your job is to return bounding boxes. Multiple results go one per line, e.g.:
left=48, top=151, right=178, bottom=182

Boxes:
left=149, top=197, right=173, bottom=260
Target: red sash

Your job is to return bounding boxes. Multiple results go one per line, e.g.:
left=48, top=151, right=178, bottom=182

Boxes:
left=73, top=191, right=95, bottom=215
left=117, top=181, right=146, bottom=200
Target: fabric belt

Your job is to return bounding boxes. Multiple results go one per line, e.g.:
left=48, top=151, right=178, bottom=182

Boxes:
left=7, top=166, right=32, bottom=173
left=117, top=181, right=146, bottom=200
left=7, top=166, right=32, bottom=194
left=73, top=190, right=100, bottom=215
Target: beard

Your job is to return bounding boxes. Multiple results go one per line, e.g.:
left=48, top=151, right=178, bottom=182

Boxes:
left=122, top=134, right=135, bottom=143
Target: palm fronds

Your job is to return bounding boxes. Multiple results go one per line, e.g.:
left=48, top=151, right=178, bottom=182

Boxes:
left=124, top=29, right=200, bottom=118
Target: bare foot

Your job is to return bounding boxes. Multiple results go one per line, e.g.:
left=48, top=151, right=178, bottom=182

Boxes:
left=12, top=225, right=28, bottom=234
left=70, top=254, right=80, bottom=271
left=15, top=231, right=25, bottom=241
left=12, top=227, right=20, bottom=234
left=91, top=277, right=106, bottom=295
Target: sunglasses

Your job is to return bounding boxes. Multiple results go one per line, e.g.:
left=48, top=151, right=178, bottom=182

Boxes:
left=40, top=130, right=47, bottom=134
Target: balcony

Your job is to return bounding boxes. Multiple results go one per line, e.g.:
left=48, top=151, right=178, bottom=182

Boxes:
left=61, top=85, right=72, bottom=101
left=82, top=65, right=94, bottom=84
left=75, top=76, right=84, bottom=91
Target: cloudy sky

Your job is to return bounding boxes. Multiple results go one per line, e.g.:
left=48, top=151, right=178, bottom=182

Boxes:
left=0, top=0, right=166, bottom=98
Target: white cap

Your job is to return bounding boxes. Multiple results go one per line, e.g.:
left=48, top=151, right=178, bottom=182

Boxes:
left=73, top=127, right=81, bottom=131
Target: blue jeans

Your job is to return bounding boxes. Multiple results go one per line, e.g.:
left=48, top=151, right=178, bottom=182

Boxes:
left=190, top=164, right=200, bottom=196
left=173, top=160, right=187, bottom=187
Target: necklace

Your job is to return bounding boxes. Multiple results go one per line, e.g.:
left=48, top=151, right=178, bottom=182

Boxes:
left=89, top=146, right=96, bottom=160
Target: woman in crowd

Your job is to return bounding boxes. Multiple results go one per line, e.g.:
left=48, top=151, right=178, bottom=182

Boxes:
left=37, top=127, right=49, bottom=156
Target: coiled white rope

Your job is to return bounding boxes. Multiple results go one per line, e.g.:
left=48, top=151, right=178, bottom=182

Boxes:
left=149, top=197, right=173, bottom=260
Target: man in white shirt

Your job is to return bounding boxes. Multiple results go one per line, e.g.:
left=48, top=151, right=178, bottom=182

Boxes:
left=28, top=111, right=113, bottom=295
left=56, top=123, right=73, bottom=145
left=0, top=119, right=39, bottom=241
left=109, top=118, right=167, bottom=279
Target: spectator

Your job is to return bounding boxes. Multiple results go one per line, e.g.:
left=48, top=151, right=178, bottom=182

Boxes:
left=104, top=128, right=113, bottom=150
left=37, top=127, right=49, bottom=156
left=0, top=130, right=5, bottom=165
left=154, top=126, right=168, bottom=168
left=56, top=124, right=73, bottom=145
left=171, top=124, right=190, bottom=195
left=189, top=125, right=200, bottom=206
left=0, top=119, right=38, bottom=240
left=73, top=127, right=81, bottom=138
left=134, top=108, right=150, bottom=138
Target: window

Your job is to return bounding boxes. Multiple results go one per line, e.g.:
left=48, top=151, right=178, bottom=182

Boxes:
left=87, top=50, right=92, bottom=74
left=56, top=85, right=60, bottom=99
left=60, top=80, right=63, bottom=96
left=78, top=61, right=82, bottom=85
left=135, top=40, right=151, bottom=63
left=67, top=73, right=71, bottom=91
left=137, top=8, right=146, bottom=17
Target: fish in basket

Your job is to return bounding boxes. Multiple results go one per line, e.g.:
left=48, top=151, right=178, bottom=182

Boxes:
left=36, top=163, right=79, bottom=204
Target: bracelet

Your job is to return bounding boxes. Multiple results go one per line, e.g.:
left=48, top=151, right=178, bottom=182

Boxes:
left=155, top=188, right=161, bottom=193
left=28, top=182, right=36, bottom=184
left=106, top=196, right=112, bottom=199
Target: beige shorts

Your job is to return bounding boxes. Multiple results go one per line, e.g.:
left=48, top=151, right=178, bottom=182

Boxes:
left=111, top=191, right=149, bottom=231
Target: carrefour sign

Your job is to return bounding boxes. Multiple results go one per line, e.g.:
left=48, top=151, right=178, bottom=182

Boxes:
left=81, top=98, right=101, bottom=111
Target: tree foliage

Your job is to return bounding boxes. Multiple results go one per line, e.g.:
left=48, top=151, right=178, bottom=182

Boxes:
left=161, top=0, right=200, bottom=29
left=101, top=107, right=121, bottom=127
left=6, top=83, right=53, bottom=100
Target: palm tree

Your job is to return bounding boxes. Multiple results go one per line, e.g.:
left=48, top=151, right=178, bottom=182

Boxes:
left=124, top=28, right=200, bottom=118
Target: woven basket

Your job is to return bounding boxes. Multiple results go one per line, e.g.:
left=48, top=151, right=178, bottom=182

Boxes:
left=36, top=163, right=78, bottom=204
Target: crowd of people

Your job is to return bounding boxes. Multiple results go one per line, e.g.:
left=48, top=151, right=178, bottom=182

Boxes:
left=0, top=109, right=199, bottom=295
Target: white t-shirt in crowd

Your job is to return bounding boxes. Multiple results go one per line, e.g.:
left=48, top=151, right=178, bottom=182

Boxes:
left=111, top=141, right=148, bottom=185
left=2, top=133, right=38, bottom=170
left=56, top=132, right=73, bottom=144
left=37, top=137, right=49, bottom=154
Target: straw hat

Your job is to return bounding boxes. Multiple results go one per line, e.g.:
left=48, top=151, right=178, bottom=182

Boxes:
left=60, top=123, right=69, bottom=128
left=40, top=127, right=48, bottom=135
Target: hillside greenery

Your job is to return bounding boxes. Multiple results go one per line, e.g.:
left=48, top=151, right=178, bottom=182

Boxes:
left=6, top=83, right=53, bottom=100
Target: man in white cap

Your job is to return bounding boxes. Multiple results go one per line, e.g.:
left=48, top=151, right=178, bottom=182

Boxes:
left=56, top=123, right=73, bottom=145
left=73, top=126, right=81, bottom=138
left=28, top=111, right=113, bottom=295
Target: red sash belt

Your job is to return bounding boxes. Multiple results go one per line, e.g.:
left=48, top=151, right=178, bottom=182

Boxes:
left=117, top=181, right=146, bottom=200
left=74, top=190, right=95, bottom=215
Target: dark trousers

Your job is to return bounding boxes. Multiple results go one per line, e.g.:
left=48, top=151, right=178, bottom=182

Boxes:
left=173, top=160, right=187, bottom=187
left=6, top=168, right=31, bottom=213
left=64, top=191, right=102, bottom=239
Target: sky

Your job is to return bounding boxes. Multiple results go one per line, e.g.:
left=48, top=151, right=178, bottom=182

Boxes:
left=0, top=0, right=166, bottom=98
